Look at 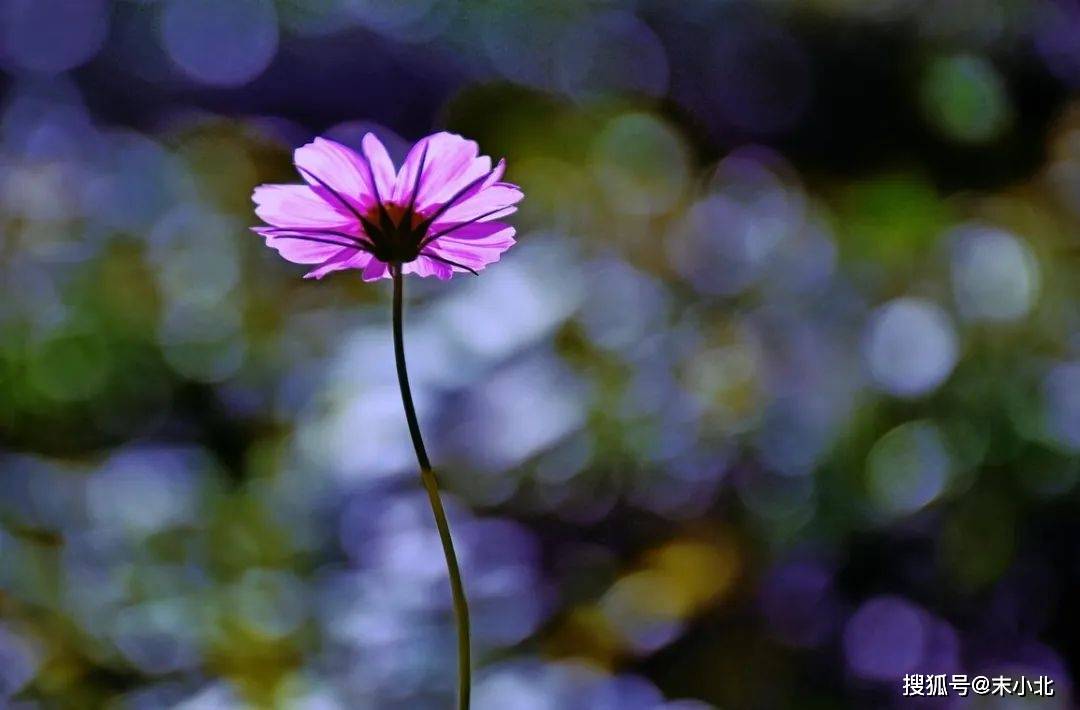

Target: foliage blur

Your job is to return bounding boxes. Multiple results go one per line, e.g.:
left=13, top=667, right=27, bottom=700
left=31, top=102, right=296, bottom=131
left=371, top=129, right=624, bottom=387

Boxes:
left=0, top=0, right=1078, bottom=708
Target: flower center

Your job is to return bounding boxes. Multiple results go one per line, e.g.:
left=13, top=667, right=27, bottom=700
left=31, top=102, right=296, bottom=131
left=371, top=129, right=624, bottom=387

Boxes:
left=361, top=202, right=428, bottom=264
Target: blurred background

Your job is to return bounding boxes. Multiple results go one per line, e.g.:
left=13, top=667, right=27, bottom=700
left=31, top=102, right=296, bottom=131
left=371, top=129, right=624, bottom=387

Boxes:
left=0, top=0, right=1078, bottom=708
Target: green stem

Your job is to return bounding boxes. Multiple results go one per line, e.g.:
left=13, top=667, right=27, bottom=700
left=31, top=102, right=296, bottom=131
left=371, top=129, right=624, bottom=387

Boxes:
left=391, top=265, right=471, bottom=710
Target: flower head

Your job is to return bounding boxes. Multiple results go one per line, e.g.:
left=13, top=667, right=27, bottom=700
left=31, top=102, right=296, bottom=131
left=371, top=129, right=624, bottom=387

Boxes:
left=252, top=132, right=522, bottom=280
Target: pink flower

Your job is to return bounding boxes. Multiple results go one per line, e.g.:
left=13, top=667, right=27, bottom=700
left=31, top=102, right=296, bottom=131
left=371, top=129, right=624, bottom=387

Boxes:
left=252, top=132, right=522, bottom=281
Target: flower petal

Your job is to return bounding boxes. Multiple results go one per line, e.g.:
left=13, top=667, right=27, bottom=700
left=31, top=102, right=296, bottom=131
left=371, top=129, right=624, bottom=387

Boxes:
left=433, top=183, right=523, bottom=226
left=430, top=220, right=516, bottom=245
left=361, top=133, right=397, bottom=204
left=404, top=255, right=454, bottom=280
left=304, top=249, right=371, bottom=279
left=397, top=132, right=493, bottom=212
left=293, top=138, right=376, bottom=214
left=392, top=134, right=436, bottom=205
left=252, top=184, right=354, bottom=229
left=433, top=240, right=516, bottom=260
left=423, top=222, right=516, bottom=273
left=254, top=227, right=355, bottom=265
left=362, top=258, right=391, bottom=282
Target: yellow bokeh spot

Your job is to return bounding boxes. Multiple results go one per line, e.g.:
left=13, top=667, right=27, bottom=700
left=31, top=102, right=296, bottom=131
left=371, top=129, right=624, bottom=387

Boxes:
left=644, top=537, right=740, bottom=614
left=543, top=605, right=622, bottom=669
